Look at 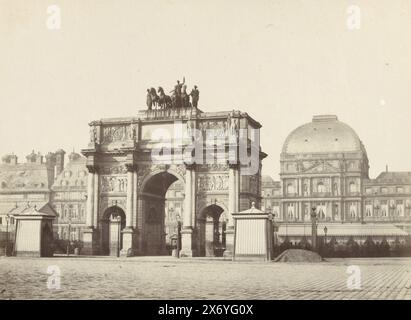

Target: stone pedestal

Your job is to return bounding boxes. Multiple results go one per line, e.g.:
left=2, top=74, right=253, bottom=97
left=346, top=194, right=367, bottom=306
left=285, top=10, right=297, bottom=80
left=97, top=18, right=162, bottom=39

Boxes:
left=120, top=227, right=136, bottom=257
left=205, top=220, right=215, bottom=257
left=180, top=227, right=195, bottom=257
left=223, top=227, right=235, bottom=258
left=82, top=227, right=98, bottom=255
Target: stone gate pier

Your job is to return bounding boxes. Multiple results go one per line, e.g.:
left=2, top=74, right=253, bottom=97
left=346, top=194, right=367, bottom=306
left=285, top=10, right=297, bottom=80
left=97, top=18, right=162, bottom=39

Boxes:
left=81, top=107, right=266, bottom=257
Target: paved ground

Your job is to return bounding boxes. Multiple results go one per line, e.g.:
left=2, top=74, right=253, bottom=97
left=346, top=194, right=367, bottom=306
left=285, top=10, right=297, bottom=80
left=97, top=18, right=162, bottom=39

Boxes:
left=0, top=256, right=410, bottom=299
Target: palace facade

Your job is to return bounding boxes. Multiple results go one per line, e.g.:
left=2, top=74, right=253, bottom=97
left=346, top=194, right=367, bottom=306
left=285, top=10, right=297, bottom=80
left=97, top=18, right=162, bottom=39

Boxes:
left=0, top=150, right=88, bottom=243
left=262, top=115, right=410, bottom=247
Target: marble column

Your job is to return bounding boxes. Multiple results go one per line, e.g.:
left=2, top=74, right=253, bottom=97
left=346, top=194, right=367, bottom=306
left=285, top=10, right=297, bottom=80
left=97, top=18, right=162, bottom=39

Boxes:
left=224, top=163, right=239, bottom=258
left=83, top=165, right=97, bottom=255
left=126, top=169, right=134, bottom=228
left=86, top=171, right=94, bottom=228
left=121, top=164, right=136, bottom=257
left=93, top=170, right=99, bottom=228
left=180, top=164, right=196, bottom=257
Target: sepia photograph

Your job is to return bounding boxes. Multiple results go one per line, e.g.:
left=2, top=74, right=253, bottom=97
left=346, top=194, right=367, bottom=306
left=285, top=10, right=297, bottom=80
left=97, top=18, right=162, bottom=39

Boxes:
left=1, top=0, right=411, bottom=311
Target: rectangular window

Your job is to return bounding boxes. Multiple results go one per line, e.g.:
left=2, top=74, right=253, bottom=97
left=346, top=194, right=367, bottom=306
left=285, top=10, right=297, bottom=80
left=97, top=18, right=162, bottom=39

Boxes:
left=0, top=217, right=2, bottom=225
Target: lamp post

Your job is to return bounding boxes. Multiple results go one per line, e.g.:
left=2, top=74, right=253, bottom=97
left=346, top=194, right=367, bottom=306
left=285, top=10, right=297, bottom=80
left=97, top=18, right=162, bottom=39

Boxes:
left=5, top=214, right=10, bottom=256
left=116, top=216, right=121, bottom=258
left=311, top=207, right=318, bottom=252
left=66, top=215, right=72, bottom=256
left=176, top=212, right=181, bottom=258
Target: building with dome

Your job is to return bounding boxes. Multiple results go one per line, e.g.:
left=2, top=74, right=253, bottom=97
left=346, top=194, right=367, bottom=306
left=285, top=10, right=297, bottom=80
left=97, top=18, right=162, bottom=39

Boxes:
left=262, top=115, right=411, bottom=250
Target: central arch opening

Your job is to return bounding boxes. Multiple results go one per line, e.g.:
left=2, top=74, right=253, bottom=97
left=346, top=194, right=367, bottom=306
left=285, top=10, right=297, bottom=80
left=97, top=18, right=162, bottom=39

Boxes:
left=141, top=171, right=183, bottom=255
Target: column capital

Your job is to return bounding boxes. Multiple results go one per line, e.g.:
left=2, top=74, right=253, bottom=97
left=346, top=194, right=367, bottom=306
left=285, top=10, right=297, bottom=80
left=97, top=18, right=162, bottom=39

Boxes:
left=228, top=162, right=239, bottom=170
left=125, top=163, right=138, bottom=172
left=86, top=165, right=99, bottom=174
left=184, top=163, right=196, bottom=171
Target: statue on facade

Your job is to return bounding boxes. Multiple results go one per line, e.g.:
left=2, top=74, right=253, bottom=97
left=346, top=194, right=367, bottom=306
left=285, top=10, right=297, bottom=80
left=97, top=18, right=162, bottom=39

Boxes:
left=181, top=85, right=190, bottom=108
left=190, top=85, right=199, bottom=108
left=90, top=126, right=98, bottom=143
left=170, top=77, right=185, bottom=108
left=145, top=78, right=200, bottom=110
left=146, top=89, right=153, bottom=110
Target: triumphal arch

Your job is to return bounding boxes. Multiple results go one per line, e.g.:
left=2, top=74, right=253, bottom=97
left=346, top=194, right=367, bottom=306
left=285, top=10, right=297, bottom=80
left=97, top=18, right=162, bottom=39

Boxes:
left=81, top=101, right=266, bottom=257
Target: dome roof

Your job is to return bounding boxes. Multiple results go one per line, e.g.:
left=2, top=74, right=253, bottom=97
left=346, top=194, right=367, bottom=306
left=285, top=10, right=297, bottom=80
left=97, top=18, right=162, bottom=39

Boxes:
left=282, top=115, right=365, bottom=154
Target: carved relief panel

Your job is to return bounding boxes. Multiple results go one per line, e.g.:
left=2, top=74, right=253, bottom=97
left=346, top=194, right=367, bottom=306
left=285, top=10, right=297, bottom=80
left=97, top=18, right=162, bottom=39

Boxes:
left=198, top=174, right=229, bottom=191
left=100, top=175, right=128, bottom=193
left=102, top=125, right=134, bottom=143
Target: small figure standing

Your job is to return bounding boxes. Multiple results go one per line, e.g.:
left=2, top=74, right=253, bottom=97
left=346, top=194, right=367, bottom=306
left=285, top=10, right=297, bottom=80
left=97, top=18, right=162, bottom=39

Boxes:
left=181, top=85, right=190, bottom=108
left=146, top=89, right=153, bottom=110
left=174, top=77, right=185, bottom=96
left=170, top=77, right=185, bottom=108
left=190, top=85, right=200, bottom=108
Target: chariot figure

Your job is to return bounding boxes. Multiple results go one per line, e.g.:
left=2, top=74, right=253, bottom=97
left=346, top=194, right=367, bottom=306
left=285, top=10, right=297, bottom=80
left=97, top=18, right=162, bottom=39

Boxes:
left=170, top=77, right=185, bottom=108
left=146, top=89, right=153, bottom=110
left=173, top=77, right=185, bottom=96
left=181, top=85, right=190, bottom=108
left=190, top=85, right=199, bottom=108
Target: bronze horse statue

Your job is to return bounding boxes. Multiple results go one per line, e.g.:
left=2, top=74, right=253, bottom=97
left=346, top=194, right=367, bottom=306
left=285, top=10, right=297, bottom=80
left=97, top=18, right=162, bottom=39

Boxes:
left=157, top=87, right=172, bottom=109
left=149, top=87, right=159, bottom=108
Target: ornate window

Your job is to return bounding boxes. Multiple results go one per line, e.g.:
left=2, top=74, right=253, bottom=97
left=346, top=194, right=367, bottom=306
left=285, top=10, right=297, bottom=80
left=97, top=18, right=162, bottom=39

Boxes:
left=349, top=202, right=357, bottom=218
left=303, top=184, right=308, bottom=195
left=318, top=208, right=325, bottom=219
left=381, top=200, right=388, bottom=217
left=333, top=182, right=339, bottom=195
left=349, top=182, right=357, bottom=193
left=287, top=184, right=295, bottom=194
left=365, top=201, right=372, bottom=217
left=317, top=182, right=325, bottom=193
left=287, top=203, right=294, bottom=220
left=396, top=200, right=404, bottom=217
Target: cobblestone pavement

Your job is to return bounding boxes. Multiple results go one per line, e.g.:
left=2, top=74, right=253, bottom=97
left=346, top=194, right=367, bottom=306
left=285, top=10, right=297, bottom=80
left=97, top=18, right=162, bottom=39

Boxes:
left=0, top=256, right=410, bottom=300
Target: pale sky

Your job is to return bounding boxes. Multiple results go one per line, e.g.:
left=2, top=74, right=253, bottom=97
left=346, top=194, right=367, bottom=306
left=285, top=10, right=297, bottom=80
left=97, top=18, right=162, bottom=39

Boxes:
left=1, top=0, right=411, bottom=180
